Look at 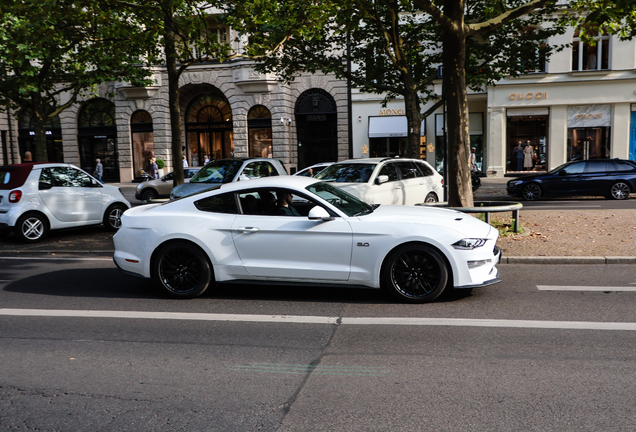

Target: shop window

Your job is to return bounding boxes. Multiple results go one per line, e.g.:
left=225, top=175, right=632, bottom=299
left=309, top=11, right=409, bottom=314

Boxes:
left=572, top=30, right=610, bottom=71
left=248, top=105, right=272, bottom=158
left=131, top=110, right=154, bottom=178
left=17, top=110, right=64, bottom=162
left=506, top=110, right=549, bottom=173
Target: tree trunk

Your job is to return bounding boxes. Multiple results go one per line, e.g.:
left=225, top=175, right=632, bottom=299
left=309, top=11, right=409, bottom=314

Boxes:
left=443, top=0, right=473, bottom=207
left=164, top=12, right=185, bottom=187
left=31, top=95, right=49, bottom=162
left=403, top=81, right=423, bottom=160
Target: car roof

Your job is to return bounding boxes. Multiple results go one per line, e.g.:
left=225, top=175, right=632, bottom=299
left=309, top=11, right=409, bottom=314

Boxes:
left=335, top=157, right=427, bottom=164
left=215, top=175, right=319, bottom=193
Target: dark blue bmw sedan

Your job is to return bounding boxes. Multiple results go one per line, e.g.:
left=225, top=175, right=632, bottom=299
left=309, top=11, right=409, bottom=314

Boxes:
left=507, top=159, right=636, bottom=201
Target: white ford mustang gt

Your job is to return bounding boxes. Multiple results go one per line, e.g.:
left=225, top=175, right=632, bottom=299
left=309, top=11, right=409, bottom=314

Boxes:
left=113, top=176, right=501, bottom=303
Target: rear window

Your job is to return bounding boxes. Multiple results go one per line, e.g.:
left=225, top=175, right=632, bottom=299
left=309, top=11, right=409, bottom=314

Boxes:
left=0, top=165, right=33, bottom=190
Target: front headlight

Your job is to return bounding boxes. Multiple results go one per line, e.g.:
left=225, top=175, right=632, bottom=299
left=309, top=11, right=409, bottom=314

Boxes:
left=452, top=238, right=487, bottom=250
left=507, top=180, right=523, bottom=187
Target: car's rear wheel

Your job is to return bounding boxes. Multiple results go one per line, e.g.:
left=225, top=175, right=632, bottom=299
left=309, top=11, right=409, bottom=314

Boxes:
left=15, top=213, right=49, bottom=243
left=609, top=181, right=630, bottom=200
left=103, top=204, right=127, bottom=231
left=424, top=192, right=438, bottom=203
left=521, top=183, right=541, bottom=201
left=381, top=243, right=449, bottom=303
left=142, top=189, right=158, bottom=201
left=152, top=241, right=212, bottom=298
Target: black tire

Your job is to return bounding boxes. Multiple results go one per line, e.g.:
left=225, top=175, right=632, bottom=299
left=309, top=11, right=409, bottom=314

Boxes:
left=152, top=241, right=213, bottom=298
left=103, top=204, right=127, bottom=231
left=609, top=181, right=630, bottom=200
left=142, top=188, right=158, bottom=201
left=15, top=213, right=49, bottom=243
left=521, top=183, right=541, bottom=201
left=424, top=192, right=438, bottom=203
left=381, top=243, right=449, bottom=303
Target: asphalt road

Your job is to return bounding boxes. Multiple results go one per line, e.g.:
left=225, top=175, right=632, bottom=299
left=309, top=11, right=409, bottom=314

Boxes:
left=2, top=257, right=636, bottom=431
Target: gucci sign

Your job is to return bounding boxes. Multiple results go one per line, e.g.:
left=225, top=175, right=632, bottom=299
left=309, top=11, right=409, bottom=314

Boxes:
left=509, top=92, right=548, bottom=100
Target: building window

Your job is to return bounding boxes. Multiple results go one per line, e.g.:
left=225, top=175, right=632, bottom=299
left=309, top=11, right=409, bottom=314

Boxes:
left=248, top=105, right=272, bottom=158
left=572, top=30, right=610, bottom=71
left=131, top=110, right=154, bottom=178
left=518, top=27, right=547, bottom=73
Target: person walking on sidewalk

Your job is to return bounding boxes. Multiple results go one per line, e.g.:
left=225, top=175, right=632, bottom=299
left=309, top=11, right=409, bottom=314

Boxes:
left=94, top=158, right=104, bottom=183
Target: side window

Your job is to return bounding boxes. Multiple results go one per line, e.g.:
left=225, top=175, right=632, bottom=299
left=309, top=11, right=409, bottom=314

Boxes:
left=397, top=162, right=419, bottom=179
left=378, top=163, right=398, bottom=182
left=194, top=192, right=238, bottom=214
left=415, top=162, right=434, bottom=176
left=613, top=161, right=636, bottom=172
left=163, top=172, right=174, bottom=181
left=267, top=163, right=280, bottom=177
left=185, top=169, right=198, bottom=179
left=241, top=162, right=270, bottom=179
left=586, top=161, right=608, bottom=173
left=39, top=168, right=53, bottom=186
left=50, top=167, right=92, bottom=187
left=562, top=162, right=586, bottom=175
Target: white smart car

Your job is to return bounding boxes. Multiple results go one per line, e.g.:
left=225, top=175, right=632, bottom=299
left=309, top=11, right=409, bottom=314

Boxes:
left=114, top=176, right=500, bottom=303
left=0, top=162, right=131, bottom=242
left=314, top=157, right=444, bottom=205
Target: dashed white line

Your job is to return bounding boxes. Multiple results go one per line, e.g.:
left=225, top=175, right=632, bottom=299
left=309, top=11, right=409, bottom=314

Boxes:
left=2, top=309, right=636, bottom=331
left=538, top=285, right=636, bottom=292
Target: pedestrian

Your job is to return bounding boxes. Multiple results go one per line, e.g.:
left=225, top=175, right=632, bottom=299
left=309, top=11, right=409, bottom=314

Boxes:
left=470, top=147, right=477, bottom=172
left=94, top=158, right=104, bottom=183
left=149, top=157, right=159, bottom=179
left=203, top=154, right=210, bottom=165
left=22, top=151, right=33, bottom=162
left=182, top=155, right=188, bottom=168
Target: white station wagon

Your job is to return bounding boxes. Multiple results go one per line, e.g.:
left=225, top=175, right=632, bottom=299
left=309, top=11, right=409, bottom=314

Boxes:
left=0, top=162, right=131, bottom=242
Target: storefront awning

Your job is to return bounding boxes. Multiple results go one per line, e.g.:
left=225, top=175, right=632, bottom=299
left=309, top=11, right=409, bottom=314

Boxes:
left=368, top=116, right=425, bottom=138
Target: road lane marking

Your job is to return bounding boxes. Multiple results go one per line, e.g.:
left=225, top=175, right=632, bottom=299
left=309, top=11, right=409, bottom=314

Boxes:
left=538, top=285, right=636, bottom=292
left=0, top=257, right=112, bottom=261
left=2, top=308, right=636, bottom=331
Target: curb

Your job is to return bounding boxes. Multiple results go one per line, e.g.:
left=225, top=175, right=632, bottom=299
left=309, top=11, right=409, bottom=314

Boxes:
left=501, top=256, right=636, bottom=264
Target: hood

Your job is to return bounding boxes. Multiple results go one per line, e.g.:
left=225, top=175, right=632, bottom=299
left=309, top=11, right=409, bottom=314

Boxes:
left=361, top=204, right=494, bottom=238
left=172, top=182, right=222, bottom=198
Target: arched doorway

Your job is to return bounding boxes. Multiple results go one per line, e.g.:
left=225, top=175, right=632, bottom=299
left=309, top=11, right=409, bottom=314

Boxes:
left=295, top=89, right=338, bottom=169
left=248, top=105, right=272, bottom=158
left=185, top=93, right=233, bottom=166
left=130, top=110, right=154, bottom=179
left=17, top=111, right=64, bottom=162
left=77, top=98, right=119, bottom=181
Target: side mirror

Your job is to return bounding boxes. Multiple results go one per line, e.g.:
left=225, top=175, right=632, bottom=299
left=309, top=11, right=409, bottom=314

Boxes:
left=308, top=206, right=334, bottom=221
left=39, top=182, right=53, bottom=190
left=375, top=175, right=389, bottom=185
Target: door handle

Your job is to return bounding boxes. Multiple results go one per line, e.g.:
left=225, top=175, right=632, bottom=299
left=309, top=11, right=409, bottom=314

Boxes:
left=395, top=185, right=402, bottom=189
left=237, top=227, right=259, bottom=233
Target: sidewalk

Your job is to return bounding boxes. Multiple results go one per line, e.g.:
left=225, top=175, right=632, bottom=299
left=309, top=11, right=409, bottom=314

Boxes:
left=0, top=178, right=634, bottom=263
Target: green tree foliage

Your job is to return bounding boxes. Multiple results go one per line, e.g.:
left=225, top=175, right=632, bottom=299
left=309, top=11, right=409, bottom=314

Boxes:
left=569, top=0, right=636, bottom=41
left=0, top=0, right=154, bottom=162
left=227, top=0, right=566, bottom=206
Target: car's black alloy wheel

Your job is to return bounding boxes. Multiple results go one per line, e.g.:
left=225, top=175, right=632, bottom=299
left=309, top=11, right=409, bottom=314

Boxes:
left=142, top=189, right=158, bottom=201
left=521, top=183, right=541, bottom=201
left=609, top=182, right=630, bottom=200
left=153, top=241, right=212, bottom=298
left=104, top=204, right=127, bottom=231
left=382, top=244, right=449, bottom=303
left=15, top=213, right=48, bottom=243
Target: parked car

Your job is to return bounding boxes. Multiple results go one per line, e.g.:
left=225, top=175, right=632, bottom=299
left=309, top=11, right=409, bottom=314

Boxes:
left=293, top=162, right=335, bottom=177
left=114, top=176, right=500, bottom=303
left=171, top=158, right=288, bottom=199
left=135, top=167, right=202, bottom=201
left=506, top=159, right=636, bottom=201
left=314, top=157, right=444, bottom=205
left=0, top=163, right=131, bottom=242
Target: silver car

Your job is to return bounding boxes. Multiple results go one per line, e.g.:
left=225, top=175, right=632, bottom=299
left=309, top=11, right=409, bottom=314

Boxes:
left=171, top=158, right=288, bottom=199
left=135, top=167, right=202, bottom=201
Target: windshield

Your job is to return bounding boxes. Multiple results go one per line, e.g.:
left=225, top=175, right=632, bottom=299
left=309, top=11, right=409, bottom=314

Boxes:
left=315, top=163, right=376, bottom=183
left=548, top=162, right=571, bottom=174
left=189, top=160, right=242, bottom=184
left=306, top=181, right=374, bottom=217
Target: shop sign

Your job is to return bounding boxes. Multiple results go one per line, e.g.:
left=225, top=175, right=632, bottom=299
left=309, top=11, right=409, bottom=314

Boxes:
left=29, top=131, right=52, bottom=135
left=567, top=105, right=611, bottom=128
left=379, top=109, right=405, bottom=115
left=509, top=91, right=548, bottom=100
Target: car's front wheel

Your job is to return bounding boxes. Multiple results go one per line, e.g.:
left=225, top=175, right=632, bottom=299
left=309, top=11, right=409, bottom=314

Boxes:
left=609, top=181, right=630, bottom=200
left=152, top=241, right=213, bottom=298
left=15, top=213, right=49, bottom=243
left=381, top=243, right=449, bottom=303
left=142, top=189, right=158, bottom=201
left=424, top=192, right=438, bottom=203
left=521, top=183, right=541, bottom=201
left=103, top=204, right=127, bottom=231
